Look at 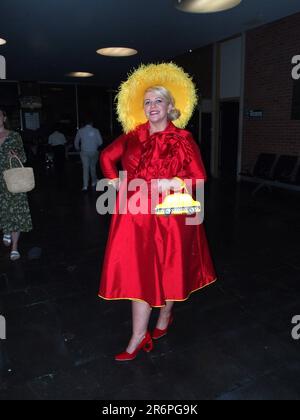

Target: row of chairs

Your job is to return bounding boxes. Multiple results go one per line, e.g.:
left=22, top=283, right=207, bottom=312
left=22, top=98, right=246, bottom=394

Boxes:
left=240, top=153, right=300, bottom=194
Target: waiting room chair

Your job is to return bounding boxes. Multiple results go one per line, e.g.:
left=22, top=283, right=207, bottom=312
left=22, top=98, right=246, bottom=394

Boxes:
left=252, top=153, right=277, bottom=179
left=250, top=153, right=277, bottom=195
left=272, top=155, right=298, bottom=183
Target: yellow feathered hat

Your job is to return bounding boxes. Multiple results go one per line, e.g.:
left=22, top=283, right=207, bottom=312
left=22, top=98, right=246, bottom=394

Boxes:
left=116, top=62, right=198, bottom=133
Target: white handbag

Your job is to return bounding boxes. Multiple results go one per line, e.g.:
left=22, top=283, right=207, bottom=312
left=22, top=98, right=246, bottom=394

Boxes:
left=3, top=154, right=35, bottom=194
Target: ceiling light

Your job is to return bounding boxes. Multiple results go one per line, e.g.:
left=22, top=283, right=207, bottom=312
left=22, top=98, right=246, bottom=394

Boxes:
left=175, top=0, right=242, bottom=13
left=0, top=38, right=7, bottom=46
left=66, top=72, right=94, bottom=78
left=97, top=47, right=138, bottom=57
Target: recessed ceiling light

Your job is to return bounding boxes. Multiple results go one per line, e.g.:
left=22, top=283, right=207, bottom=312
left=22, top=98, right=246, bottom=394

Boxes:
left=0, top=38, right=7, bottom=46
left=97, top=47, right=138, bottom=57
left=66, top=72, right=94, bottom=78
left=175, top=0, right=242, bottom=13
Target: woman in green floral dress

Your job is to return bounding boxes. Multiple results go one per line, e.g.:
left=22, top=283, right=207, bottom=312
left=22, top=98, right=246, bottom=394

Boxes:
left=0, top=108, right=32, bottom=261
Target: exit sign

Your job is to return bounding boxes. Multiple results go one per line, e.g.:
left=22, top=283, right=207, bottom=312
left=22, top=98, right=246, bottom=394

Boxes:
left=246, top=110, right=264, bottom=120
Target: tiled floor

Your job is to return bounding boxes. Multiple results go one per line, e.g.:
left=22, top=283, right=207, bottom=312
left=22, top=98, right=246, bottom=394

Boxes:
left=0, top=162, right=300, bottom=400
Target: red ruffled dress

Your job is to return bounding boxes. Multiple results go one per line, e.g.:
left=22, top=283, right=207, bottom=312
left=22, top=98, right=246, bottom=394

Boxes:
left=98, top=122, right=216, bottom=307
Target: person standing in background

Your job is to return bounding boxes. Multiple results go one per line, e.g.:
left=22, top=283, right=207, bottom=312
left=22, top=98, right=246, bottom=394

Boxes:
left=48, top=126, right=67, bottom=175
left=74, top=120, right=103, bottom=191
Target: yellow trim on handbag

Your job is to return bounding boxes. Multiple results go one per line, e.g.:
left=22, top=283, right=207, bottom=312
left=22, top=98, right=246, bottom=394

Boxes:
left=155, top=185, right=201, bottom=216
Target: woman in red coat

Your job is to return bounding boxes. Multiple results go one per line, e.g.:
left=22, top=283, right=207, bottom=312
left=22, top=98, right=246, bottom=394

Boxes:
left=98, top=63, right=216, bottom=361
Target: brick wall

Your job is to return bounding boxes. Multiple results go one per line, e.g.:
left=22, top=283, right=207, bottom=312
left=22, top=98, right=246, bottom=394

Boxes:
left=242, top=13, right=300, bottom=172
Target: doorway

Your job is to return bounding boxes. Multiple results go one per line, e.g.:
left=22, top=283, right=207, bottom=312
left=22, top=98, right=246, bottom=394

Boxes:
left=201, top=112, right=212, bottom=176
left=219, top=101, right=240, bottom=180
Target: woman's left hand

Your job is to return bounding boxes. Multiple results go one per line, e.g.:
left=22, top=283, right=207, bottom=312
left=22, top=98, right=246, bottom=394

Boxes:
left=158, top=178, right=185, bottom=193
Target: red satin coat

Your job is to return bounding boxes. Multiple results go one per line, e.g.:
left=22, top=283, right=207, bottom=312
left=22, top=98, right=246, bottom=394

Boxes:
left=98, top=122, right=216, bottom=307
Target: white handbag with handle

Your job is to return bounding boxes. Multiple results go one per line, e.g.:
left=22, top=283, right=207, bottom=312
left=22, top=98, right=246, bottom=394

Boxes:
left=3, top=154, right=35, bottom=194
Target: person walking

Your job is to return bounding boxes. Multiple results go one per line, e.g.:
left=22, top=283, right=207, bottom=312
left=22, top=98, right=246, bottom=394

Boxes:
left=0, top=108, right=32, bottom=261
left=75, top=120, right=103, bottom=191
left=48, top=126, right=67, bottom=174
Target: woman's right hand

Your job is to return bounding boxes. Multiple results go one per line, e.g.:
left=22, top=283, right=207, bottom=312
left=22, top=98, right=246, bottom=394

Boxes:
left=108, top=178, right=120, bottom=189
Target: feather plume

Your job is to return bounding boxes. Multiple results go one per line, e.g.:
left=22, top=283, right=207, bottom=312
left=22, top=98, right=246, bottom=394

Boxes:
left=116, top=63, right=198, bottom=133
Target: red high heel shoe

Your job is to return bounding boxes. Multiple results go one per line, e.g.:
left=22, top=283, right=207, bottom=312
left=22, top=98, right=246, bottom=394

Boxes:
left=115, top=331, right=153, bottom=361
left=152, top=314, right=174, bottom=340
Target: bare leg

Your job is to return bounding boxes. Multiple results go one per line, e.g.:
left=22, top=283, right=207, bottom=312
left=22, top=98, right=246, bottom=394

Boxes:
left=11, top=232, right=20, bottom=253
left=126, top=301, right=152, bottom=354
left=156, top=301, right=174, bottom=330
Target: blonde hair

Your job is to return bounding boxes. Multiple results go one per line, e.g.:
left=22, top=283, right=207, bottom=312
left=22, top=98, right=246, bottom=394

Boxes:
left=145, top=86, right=181, bottom=121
